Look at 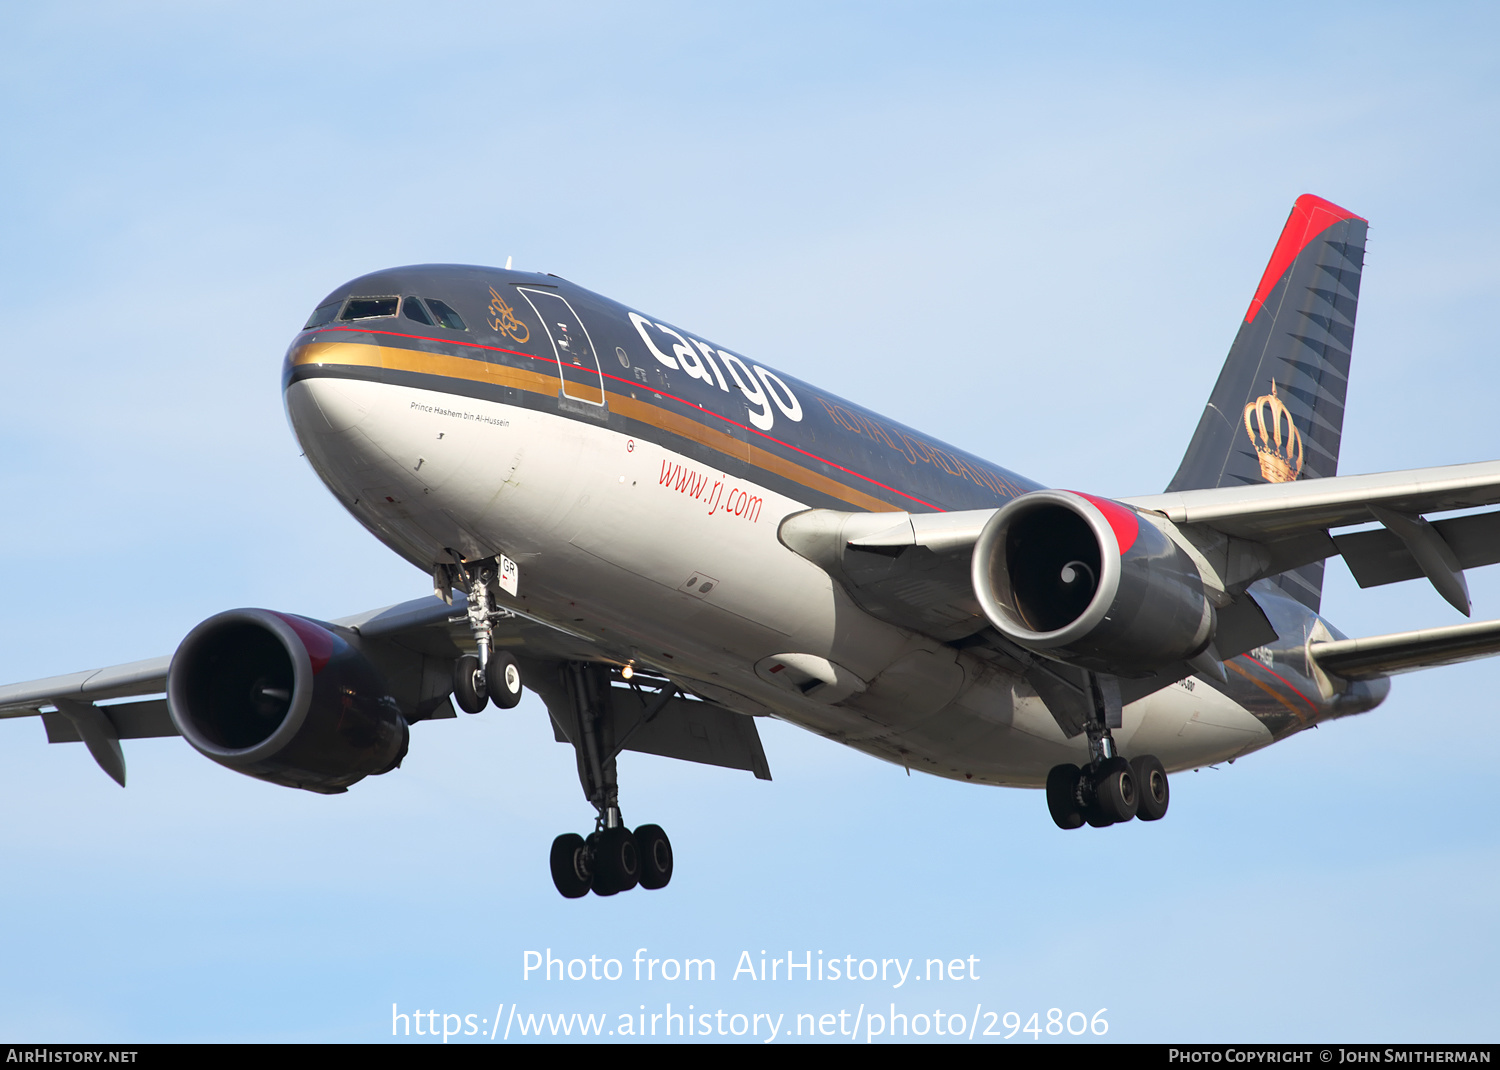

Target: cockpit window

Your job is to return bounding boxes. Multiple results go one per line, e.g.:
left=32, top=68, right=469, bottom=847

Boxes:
left=340, top=297, right=399, bottom=320
left=401, top=296, right=435, bottom=326
left=425, top=298, right=468, bottom=331
left=303, top=300, right=342, bottom=330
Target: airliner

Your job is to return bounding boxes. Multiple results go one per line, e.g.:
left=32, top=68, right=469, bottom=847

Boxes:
left=6, top=194, right=1500, bottom=898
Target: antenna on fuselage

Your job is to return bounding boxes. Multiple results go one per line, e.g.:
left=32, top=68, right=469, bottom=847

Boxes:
left=506, top=256, right=513, bottom=270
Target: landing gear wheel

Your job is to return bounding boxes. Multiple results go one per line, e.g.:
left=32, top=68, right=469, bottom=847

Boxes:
left=453, top=655, right=487, bottom=714
left=591, top=827, right=640, bottom=896
left=1045, top=765, right=1085, bottom=830
left=549, top=833, right=591, bottom=899
left=1093, top=756, right=1138, bottom=823
left=1084, top=793, right=1116, bottom=828
left=1077, top=764, right=1118, bottom=827
left=1131, top=754, right=1169, bottom=821
left=487, top=652, right=523, bottom=709
left=634, top=824, right=673, bottom=889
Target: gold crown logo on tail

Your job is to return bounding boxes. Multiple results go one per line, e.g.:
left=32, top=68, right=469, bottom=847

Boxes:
left=1242, top=381, right=1304, bottom=483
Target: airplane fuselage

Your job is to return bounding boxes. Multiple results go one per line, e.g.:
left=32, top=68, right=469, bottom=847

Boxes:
left=282, top=264, right=1388, bottom=788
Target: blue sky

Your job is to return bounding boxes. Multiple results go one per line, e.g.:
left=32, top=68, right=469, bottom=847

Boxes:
left=0, top=1, right=1497, bottom=1043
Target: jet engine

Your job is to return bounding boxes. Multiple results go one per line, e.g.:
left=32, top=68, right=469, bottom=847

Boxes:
left=971, top=490, right=1214, bottom=677
left=166, top=608, right=409, bottom=793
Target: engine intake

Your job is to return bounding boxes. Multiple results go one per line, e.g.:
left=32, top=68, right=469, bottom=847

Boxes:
left=972, top=490, right=1214, bottom=676
left=167, top=608, right=408, bottom=793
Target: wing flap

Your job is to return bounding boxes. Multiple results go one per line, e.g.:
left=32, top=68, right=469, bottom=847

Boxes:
left=544, top=675, right=772, bottom=779
left=1310, top=618, right=1500, bottom=679
left=1335, top=509, right=1500, bottom=588
left=40, top=699, right=177, bottom=743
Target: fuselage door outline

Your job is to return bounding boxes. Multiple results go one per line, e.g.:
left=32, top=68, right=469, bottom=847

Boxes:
left=515, top=287, right=606, bottom=408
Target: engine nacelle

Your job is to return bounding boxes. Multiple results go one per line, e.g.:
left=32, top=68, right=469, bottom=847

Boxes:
left=971, top=490, right=1214, bottom=676
left=166, top=609, right=409, bottom=794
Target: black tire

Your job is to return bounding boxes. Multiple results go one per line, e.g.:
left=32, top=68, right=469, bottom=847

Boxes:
left=585, top=833, right=617, bottom=896
left=634, top=824, right=673, bottom=889
left=1093, top=756, right=1138, bottom=823
left=1131, top=754, right=1169, bottom=821
left=487, top=652, right=524, bottom=709
left=1045, top=764, right=1085, bottom=830
left=1084, top=804, right=1115, bottom=828
left=592, top=826, right=640, bottom=896
left=549, top=833, right=591, bottom=899
left=453, top=655, right=487, bottom=714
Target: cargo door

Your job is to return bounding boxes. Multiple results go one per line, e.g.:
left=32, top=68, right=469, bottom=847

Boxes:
left=516, top=287, right=605, bottom=408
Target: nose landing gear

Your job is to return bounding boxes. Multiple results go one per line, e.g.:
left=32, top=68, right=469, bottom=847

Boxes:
left=444, top=556, right=526, bottom=714
left=453, top=650, right=523, bottom=713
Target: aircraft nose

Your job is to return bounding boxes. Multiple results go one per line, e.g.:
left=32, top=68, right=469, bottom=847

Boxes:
left=285, top=374, right=370, bottom=437
left=283, top=333, right=375, bottom=437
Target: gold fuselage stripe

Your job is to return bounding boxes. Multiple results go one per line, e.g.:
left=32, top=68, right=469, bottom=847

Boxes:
left=1225, top=658, right=1308, bottom=724
left=291, top=341, right=899, bottom=513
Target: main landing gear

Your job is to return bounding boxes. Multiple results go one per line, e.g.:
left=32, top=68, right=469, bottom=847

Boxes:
left=443, top=555, right=674, bottom=899
left=1045, top=674, right=1170, bottom=830
left=545, top=662, right=675, bottom=899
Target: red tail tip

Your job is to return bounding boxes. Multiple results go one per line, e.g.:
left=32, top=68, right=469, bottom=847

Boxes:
left=1244, top=194, right=1366, bottom=324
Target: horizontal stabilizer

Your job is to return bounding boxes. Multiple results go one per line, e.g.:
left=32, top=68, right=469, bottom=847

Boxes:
left=1310, top=618, right=1500, bottom=679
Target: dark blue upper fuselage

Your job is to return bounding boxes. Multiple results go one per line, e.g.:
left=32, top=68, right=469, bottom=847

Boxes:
left=285, top=264, right=1041, bottom=516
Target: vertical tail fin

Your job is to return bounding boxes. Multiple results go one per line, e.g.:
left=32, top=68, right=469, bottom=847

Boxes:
left=1167, top=194, right=1369, bottom=611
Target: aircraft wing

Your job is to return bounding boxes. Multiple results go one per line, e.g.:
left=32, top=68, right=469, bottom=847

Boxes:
left=0, top=595, right=592, bottom=786
left=0, top=656, right=173, bottom=717
left=0, top=656, right=179, bottom=788
left=1122, top=459, right=1500, bottom=616
left=0, top=593, right=772, bottom=786
left=0, top=594, right=597, bottom=721
left=1120, top=459, right=1500, bottom=539
left=783, top=459, right=1500, bottom=639
left=1309, top=618, right=1500, bottom=680
left=779, top=458, right=1500, bottom=736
